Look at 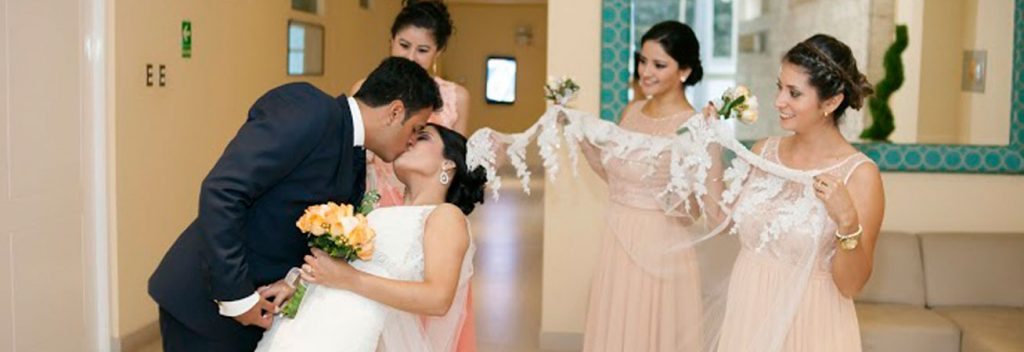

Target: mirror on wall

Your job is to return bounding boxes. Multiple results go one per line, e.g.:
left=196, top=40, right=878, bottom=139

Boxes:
left=631, top=0, right=1014, bottom=146
left=287, top=20, right=324, bottom=76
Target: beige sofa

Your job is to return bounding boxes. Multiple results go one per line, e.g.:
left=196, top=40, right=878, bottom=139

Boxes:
left=856, top=231, right=1024, bottom=352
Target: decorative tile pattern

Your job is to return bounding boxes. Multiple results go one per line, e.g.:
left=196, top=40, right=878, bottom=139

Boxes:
left=600, top=0, right=631, bottom=121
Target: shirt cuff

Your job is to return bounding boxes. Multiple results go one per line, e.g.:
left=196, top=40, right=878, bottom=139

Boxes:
left=215, top=292, right=259, bottom=317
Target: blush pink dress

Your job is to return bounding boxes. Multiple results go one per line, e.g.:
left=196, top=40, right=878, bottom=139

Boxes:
left=580, top=100, right=704, bottom=351
left=716, top=137, right=872, bottom=352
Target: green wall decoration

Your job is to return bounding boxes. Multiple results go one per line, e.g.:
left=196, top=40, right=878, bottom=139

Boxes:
left=861, top=24, right=907, bottom=142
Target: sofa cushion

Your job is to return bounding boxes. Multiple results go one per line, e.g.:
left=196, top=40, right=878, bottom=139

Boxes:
left=857, top=232, right=926, bottom=306
left=857, top=303, right=960, bottom=352
left=933, top=307, right=1024, bottom=352
left=919, top=232, right=1024, bottom=307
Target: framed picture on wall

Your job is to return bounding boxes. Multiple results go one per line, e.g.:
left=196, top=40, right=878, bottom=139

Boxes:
left=485, top=56, right=517, bottom=104
left=287, top=20, right=324, bottom=76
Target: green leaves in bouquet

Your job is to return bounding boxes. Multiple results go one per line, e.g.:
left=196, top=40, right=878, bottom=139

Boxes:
left=544, top=78, right=580, bottom=102
left=308, top=235, right=362, bottom=262
left=717, top=95, right=746, bottom=119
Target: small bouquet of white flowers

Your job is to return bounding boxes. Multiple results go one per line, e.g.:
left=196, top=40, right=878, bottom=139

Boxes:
left=716, top=85, right=759, bottom=124
left=544, top=76, right=580, bottom=106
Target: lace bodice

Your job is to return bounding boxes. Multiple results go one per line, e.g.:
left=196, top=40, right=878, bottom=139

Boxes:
left=353, top=205, right=437, bottom=281
left=729, top=137, right=874, bottom=272
left=603, top=101, right=693, bottom=211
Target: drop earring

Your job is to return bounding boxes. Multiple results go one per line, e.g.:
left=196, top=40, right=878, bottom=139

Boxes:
left=439, top=171, right=450, bottom=185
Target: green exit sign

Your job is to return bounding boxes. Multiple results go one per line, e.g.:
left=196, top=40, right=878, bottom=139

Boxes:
left=181, top=20, right=192, bottom=58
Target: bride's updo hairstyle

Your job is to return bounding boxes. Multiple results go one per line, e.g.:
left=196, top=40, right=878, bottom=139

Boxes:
left=783, top=34, right=874, bottom=125
left=431, top=123, right=487, bottom=215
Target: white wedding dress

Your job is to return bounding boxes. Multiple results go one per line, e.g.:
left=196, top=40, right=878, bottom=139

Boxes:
left=255, top=205, right=475, bottom=352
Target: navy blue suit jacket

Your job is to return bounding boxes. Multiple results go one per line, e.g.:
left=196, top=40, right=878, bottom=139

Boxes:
left=149, top=82, right=366, bottom=338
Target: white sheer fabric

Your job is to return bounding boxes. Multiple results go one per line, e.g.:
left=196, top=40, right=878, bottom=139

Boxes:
left=466, top=106, right=871, bottom=351
left=255, top=205, right=474, bottom=352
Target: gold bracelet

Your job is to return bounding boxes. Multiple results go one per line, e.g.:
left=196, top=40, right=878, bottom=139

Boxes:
left=835, top=224, right=863, bottom=251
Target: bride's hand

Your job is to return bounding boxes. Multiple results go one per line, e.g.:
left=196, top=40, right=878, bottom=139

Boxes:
left=301, top=248, right=360, bottom=291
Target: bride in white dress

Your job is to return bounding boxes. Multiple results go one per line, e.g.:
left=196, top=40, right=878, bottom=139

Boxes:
left=255, top=123, right=488, bottom=352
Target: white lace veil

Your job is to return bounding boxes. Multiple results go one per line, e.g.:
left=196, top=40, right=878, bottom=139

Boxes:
left=466, top=106, right=841, bottom=351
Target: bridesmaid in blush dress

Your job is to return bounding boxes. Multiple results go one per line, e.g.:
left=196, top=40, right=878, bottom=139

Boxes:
left=714, top=34, right=885, bottom=352
left=578, top=21, right=707, bottom=352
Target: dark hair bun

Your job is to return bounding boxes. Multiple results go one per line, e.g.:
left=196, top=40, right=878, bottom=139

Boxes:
left=449, top=165, right=487, bottom=215
left=640, top=21, right=703, bottom=86
left=393, top=0, right=455, bottom=50
left=783, top=34, right=875, bottom=123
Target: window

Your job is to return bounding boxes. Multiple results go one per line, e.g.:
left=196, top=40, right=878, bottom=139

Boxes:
left=287, top=21, right=324, bottom=76
left=485, top=57, right=517, bottom=104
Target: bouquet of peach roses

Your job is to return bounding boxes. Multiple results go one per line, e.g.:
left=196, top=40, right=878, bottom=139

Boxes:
left=280, top=194, right=378, bottom=318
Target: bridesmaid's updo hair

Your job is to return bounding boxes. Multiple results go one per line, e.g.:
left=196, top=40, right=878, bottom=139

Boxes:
left=431, top=123, right=486, bottom=215
left=393, top=0, right=455, bottom=51
left=640, top=21, right=703, bottom=86
left=783, top=34, right=874, bottom=124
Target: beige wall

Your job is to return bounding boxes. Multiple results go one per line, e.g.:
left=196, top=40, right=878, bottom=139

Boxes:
left=959, top=0, right=1013, bottom=146
left=916, top=0, right=963, bottom=144
left=113, top=0, right=400, bottom=341
left=443, top=3, right=548, bottom=134
left=882, top=173, right=1024, bottom=233
left=0, top=0, right=95, bottom=350
left=890, top=0, right=923, bottom=143
left=541, top=0, right=605, bottom=348
left=541, top=1, right=1024, bottom=349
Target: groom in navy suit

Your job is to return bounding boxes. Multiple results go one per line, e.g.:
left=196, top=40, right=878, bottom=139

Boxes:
left=148, top=57, right=442, bottom=351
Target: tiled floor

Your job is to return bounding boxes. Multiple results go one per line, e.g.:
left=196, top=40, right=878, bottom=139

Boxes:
left=138, top=177, right=561, bottom=352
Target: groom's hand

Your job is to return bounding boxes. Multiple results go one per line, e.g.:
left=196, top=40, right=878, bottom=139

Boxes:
left=233, top=298, right=275, bottom=329
left=257, top=280, right=296, bottom=310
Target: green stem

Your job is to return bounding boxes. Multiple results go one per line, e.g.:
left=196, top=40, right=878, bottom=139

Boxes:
left=281, top=283, right=307, bottom=319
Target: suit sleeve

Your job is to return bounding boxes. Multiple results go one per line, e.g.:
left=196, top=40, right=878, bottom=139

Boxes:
left=197, top=83, right=332, bottom=301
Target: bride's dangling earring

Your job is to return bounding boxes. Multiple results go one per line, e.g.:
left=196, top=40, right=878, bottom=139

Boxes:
left=439, top=170, right=450, bottom=185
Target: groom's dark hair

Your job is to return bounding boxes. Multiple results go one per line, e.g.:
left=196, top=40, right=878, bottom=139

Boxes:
left=354, top=57, right=443, bottom=122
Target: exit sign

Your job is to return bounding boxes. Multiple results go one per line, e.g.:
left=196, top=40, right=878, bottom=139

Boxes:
left=181, top=20, right=192, bottom=58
